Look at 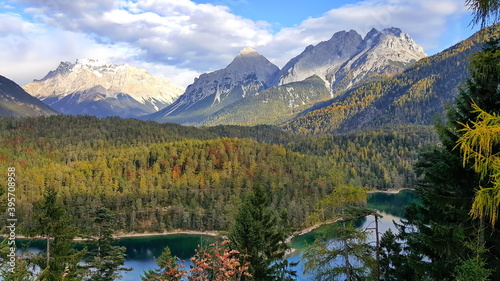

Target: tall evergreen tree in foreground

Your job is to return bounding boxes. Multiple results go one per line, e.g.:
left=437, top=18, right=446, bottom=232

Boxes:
left=228, top=185, right=296, bottom=281
left=28, top=187, right=85, bottom=281
left=381, top=28, right=500, bottom=280
left=83, top=207, right=130, bottom=281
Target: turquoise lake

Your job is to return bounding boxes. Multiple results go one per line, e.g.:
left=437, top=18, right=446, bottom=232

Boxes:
left=21, top=190, right=417, bottom=280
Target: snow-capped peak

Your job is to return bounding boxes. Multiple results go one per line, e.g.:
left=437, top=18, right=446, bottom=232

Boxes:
left=23, top=59, right=185, bottom=117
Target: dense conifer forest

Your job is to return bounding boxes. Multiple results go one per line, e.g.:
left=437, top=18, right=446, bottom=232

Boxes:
left=0, top=115, right=437, bottom=234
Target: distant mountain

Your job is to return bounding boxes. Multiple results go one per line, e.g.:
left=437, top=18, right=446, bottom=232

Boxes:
left=146, top=48, right=280, bottom=124
left=282, top=24, right=499, bottom=134
left=148, top=27, right=425, bottom=126
left=276, top=27, right=426, bottom=97
left=0, top=75, right=58, bottom=117
left=23, top=59, right=184, bottom=118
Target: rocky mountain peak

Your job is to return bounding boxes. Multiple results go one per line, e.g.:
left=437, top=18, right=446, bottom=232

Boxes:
left=382, top=27, right=402, bottom=36
left=276, top=27, right=426, bottom=94
left=146, top=48, right=280, bottom=122
left=277, top=29, right=363, bottom=87
left=237, top=47, right=259, bottom=57
left=23, top=59, right=184, bottom=118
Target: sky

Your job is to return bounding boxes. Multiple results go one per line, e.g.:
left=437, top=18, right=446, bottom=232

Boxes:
left=0, top=0, right=481, bottom=88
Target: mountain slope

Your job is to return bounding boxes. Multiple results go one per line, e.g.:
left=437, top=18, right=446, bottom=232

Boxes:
left=146, top=48, right=280, bottom=124
left=23, top=59, right=184, bottom=118
left=201, top=75, right=332, bottom=126
left=0, top=75, right=58, bottom=117
left=282, top=25, right=499, bottom=134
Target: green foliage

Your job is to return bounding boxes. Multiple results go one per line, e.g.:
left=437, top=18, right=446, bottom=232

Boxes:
left=142, top=246, right=185, bottom=281
left=303, top=185, right=375, bottom=281
left=453, top=238, right=492, bottom=281
left=287, top=126, right=439, bottom=190
left=228, top=185, right=296, bottom=281
left=0, top=115, right=337, bottom=233
left=0, top=114, right=440, bottom=235
left=28, top=187, right=86, bottom=281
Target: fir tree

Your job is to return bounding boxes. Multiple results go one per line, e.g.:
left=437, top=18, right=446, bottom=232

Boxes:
left=84, top=207, right=131, bottom=281
left=28, top=187, right=85, bottom=281
left=228, top=185, right=296, bottom=281
left=141, top=246, right=185, bottom=281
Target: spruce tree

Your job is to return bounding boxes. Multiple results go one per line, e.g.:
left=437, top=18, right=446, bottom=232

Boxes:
left=28, top=187, right=85, bottom=281
left=84, top=207, right=131, bottom=281
left=141, top=246, right=184, bottom=281
left=228, top=185, right=296, bottom=281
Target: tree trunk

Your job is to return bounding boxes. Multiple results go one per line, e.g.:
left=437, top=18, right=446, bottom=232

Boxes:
left=46, top=236, right=50, bottom=268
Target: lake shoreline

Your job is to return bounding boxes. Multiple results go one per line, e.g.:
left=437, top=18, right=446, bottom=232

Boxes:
left=5, top=189, right=413, bottom=242
left=112, top=230, right=219, bottom=239
left=367, top=187, right=414, bottom=194
left=285, top=188, right=415, bottom=242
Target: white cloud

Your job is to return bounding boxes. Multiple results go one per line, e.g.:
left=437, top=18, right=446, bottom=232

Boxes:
left=2, top=0, right=473, bottom=89
left=258, top=0, right=470, bottom=67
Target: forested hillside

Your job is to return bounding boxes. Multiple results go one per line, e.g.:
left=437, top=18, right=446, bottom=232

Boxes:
left=201, top=75, right=331, bottom=126
left=0, top=115, right=437, bottom=234
left=283, top=24, right=499, bottom=134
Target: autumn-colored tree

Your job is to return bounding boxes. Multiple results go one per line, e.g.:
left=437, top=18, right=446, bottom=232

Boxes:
left=189, top=240, right=251, bottom=281
left=457, top=103, right=500, bottom=225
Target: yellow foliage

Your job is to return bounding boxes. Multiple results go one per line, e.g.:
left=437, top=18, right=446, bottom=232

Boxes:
left=456, top=103, right=500, bottom=225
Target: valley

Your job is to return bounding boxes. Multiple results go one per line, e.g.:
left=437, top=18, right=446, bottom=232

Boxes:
left=0, top=11, right=498, bottom=279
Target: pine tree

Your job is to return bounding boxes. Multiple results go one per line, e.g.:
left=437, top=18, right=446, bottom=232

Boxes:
left=28, top=187, right=85, bottom=281
left=228, top=185, right=296, bottom=281
left=84, top=207, right=131, bottom=281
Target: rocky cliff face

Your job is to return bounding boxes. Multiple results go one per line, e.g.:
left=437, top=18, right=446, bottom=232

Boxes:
left=147, top=48, right=280, bottom=123
left=277, top=30, right=363, bottom=87
left=277, top=28, right=426, bottom=96
left=23, top=59, right=184, bottom=117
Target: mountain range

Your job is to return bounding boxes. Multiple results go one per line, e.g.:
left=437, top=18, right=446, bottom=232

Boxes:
left=23, top=59, right=184, bottom=118
left=3, top=24, right=496, bottom=133
left=146, top=27, right=426, bottom=125
left=282, top=24, right=499, bottom=134
left=146, top=47, right=280, bottom=124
